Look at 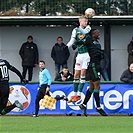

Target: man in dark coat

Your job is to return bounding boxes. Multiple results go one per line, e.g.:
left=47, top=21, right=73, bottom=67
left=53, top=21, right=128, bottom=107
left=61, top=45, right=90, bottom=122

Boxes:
left=19, top=35, right=39, bottom=81
left=127, top=37, right=133, bottom=66
left=51, top=36, right=70, bottom=77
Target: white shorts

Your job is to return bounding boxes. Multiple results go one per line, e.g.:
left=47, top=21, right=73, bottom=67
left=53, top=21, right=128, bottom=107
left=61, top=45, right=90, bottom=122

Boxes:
left=75, top=53, right=90, bottom=70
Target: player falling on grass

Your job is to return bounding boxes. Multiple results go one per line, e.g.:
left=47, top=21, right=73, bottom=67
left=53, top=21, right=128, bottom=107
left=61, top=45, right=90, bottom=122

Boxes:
left=67, top=15, right=91, bottom=102
left=79, top=29, right=107, bottom=116
left=0, top=59, right=28, bottom=115
left=33, top=60, right=67, bottom=117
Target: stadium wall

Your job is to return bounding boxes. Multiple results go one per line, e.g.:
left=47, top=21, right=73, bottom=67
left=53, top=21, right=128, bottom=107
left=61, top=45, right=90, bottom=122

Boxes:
left=0, top=25, right=132, bottom=81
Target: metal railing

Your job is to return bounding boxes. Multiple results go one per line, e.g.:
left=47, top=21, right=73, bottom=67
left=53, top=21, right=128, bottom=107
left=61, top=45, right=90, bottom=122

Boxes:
left=0, top=0, right=133, bottom=16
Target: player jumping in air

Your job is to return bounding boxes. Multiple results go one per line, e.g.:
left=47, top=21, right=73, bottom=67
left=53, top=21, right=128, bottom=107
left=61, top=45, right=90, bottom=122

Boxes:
left=0, top=59, right=28, bottom=115
left=79, top=29, right=107, bottom=116
left=67, top=15, right=91, bottom=102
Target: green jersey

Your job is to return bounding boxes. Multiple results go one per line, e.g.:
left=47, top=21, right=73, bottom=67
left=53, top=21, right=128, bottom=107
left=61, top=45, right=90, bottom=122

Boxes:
left=72, top=28, right=91, bottom=54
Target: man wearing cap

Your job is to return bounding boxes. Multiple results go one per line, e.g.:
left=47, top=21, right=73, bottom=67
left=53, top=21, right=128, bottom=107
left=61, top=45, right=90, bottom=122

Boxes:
left=19, top=35, right=39, bottom=81
left=127, top=37, right=133, bottom=66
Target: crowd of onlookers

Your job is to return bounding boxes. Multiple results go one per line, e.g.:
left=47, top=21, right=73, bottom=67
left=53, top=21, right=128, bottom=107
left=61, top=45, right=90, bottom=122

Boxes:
left=20, top=35, right=111, bottom=82
left=20, top=35, right=133, bottom=85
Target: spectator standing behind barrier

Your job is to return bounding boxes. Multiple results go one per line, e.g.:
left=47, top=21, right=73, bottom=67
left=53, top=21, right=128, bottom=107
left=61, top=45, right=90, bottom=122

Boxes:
left=51, top=36, right=70, bottom=77
left=100, top=50, right=109, bottom=81
left=120, top=63, right=133, bottom=116
left=127, top=37, right=133, bottom=66
left=19, top=35, right=39, bottom=81
left=120, top=63, right=133, bottom=84
left=55, top=66, right=73, bottom=81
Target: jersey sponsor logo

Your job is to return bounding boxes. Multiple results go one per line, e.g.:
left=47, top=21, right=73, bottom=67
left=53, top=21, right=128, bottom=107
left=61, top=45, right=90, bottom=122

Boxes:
left=93, top=40, right=99, bottom=45
left=78, top=34, right=85, bottom=40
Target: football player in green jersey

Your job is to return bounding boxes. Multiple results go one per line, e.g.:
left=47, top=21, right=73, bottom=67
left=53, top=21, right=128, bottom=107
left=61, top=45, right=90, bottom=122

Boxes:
left=67, top=15, right=91, bottom=102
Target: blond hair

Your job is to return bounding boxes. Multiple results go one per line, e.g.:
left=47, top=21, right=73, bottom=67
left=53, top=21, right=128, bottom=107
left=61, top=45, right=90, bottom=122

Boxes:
left=79, top=15, right=88, bottom=21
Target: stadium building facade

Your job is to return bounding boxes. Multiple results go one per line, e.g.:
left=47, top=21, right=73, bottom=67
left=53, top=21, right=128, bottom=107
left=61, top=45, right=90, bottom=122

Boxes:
left=0, top=16, right=132, bottom=81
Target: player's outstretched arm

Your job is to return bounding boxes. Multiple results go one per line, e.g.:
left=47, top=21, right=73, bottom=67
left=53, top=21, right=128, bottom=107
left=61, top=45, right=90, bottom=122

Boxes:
left=67, top=38, right=76, bottom=48
left=10, top=66, right=28, bottom=84
left=79, top=25, right=91, bottom=34
left=67, top=29, right=76, bottom=48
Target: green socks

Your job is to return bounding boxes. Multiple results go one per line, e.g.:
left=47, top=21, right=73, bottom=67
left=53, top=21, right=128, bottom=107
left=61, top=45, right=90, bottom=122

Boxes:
left=73, top=78, right=79, bottom=94
left=79, top=77, right=86, bottom=92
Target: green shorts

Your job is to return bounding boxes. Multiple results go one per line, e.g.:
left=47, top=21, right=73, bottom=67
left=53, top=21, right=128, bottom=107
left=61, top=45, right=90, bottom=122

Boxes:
left=88, top=62, right=101, bottom=82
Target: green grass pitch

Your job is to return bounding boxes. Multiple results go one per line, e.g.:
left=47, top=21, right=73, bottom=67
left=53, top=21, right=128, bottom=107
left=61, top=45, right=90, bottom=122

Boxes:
left=0, top=115, right=133, bottom=133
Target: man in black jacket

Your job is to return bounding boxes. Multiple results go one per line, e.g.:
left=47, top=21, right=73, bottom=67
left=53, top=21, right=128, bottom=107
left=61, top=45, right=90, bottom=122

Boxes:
left=127, top=37, right=133, bottom=66
left=51, top=36, right=70, bottom=77
left=54, top=66, right=73, bottom=81
left=120, top=63, right=133, bottom=116
left=19, top=35, right=39, bottom=81
left=120, top=63, right=133, bottom=84
left=0, top=59, right=28, bottom=115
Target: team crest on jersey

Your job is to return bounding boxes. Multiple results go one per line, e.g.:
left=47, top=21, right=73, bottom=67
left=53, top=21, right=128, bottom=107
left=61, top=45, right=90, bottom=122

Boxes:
left=78, top=34, right=85, bottom=40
